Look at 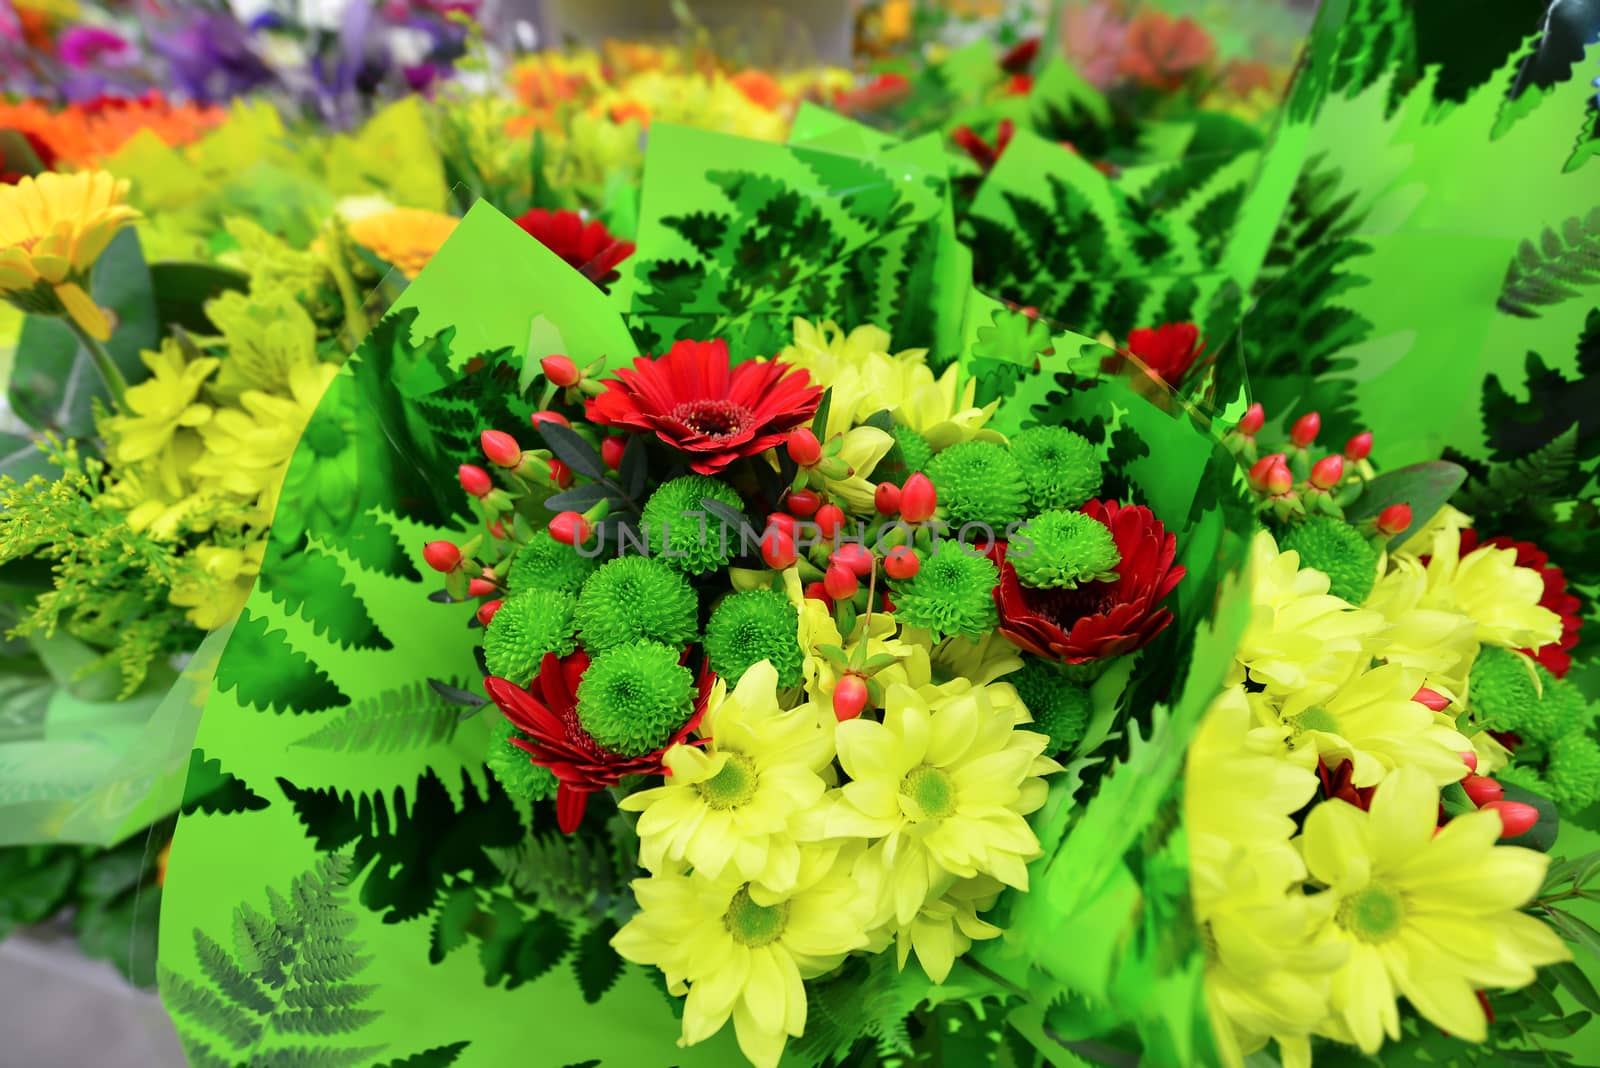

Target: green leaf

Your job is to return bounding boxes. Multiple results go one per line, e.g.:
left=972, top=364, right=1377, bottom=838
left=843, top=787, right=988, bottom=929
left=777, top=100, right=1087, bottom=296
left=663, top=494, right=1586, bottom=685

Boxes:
left=374, top=1042, right=471, bottom=1068
left=1548, top=961, right=1600, bottom=1014
left=182, top=748, right=271, bottom=816
left=572, top=919, right=623, bottom=1003
left=1343, top=461, right=1468, bottom=545
left=538, top=421, right=609, bottom=484
left=215, top=609, right=350, bottom=714
left=148, top=261, right=250, bottom=333
left=1502, top=781, right=1562, bottom=852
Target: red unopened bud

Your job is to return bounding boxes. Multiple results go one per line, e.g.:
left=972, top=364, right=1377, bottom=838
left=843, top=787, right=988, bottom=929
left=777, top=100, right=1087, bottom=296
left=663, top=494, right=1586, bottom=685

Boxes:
left=831, top=542, right=875, bottom=577
left=900, top=473, right=937, bottom=523
left=884, top=545, right=920, bottom=580
left=548, top=458, right=573, bottom=489
left=823, top=564, right=859, bottom=601
left=761, top=526, right=798, bottom=569
left=786, top=427, right=823, bottom=467
left=1264, top=459, right=1293, bottom=496
left=423, top=541, right=461, bottom=573
left=1344, top=431, right=1373, bottom=462
left=467, top=577, right=496, bottom=598
left=803, top=580, right=833, bottom=607
left=1481, top=799, right=1538, bottom=838
left=787, top=490, right=821, bottom=517
left=1462, top=775, right=1504, bottom=808
left=458, top=463, right=493, bottom=498
left=540, top=354, right=581, bottom=388
left=1376, top=503, right=1413, bottom=537
left=1247, top=454, right=1280, bottom=492
left=530, top=410, right=570, bottom=431
left=1290, top=411, right=1321, bottom=448
left=1460, top=750, right=1478, bottom=773
left=1413, top=687, right=1451, bottom=712
left=549, top=511, right=591, bottom=546
left=1310, top=455, right=1344, bottom=490
left=874, top=482, right=902, bottom=517
left=833, top=674, right=870, bottom=721
left=601, top=436, right=626, bottom=470
left=481, top=430, right=522, bottom=468
left=767, top=512, right=798, bottom=539
left=476, top=599, right=503, bottom=626
left=488, top=519, right=507, bottom=540
left=1238, top=402, right=1265, bottom=436
left=815, top=503, right=846, bottom=540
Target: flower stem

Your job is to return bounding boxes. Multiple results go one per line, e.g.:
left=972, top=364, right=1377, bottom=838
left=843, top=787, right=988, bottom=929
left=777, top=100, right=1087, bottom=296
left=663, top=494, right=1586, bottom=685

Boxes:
left=65, top=318, right=129, bottom=408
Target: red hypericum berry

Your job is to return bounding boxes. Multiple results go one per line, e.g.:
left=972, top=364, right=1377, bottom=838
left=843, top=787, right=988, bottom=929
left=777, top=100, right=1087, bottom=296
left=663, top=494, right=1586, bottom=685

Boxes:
left=1246, top=454, right=1281, bottom=492
left=815, top=504, right=846, bottom=540
left=1413, top=687, right=1451, bottom=712
left=761, top=526, right=798, bottom=569
left=458, top=463, right=493, bottom=498
left=824, top=564, right=860, bottom=601
left=831, top=543, right=875, bottom=578
left=423, top=541, right=461, bottom=573
left=1238, top=402, right=1265, bottom=436
left=1376, top=503, right=1413, bottom=537
left=1264, top=459, right=1293, bottom=496
left=803, top=580, right=834, bottom=607
left=467, top=577, right=496, bottom=598
left=1290, top=411, right=1321, bottom=448
left=1461, top=774, right=1503, bottom=807
left=1482, top=799, right=1538, bottom=838
left=549, top=511, right=591, bottom=546
left=530, top=410, right=570, bottom=431
left=767, top=512, right=799, bottom=538
left=786, top=427, right=823, bottom=467
left=884, top=545, right=920, bottom=580
left=900, top=473, right=937, bottom=523
left=999, top=35, right=1039, bottom=73
left=481, top=429, right=522, bottom=468
left=1344, top=431, right=1373, bottom=461
left=548, top=458, right=574, bottom=489
left=488, top=519, right=508, bottom=540
left=1460, top=750, right=1479, bottom=773
left=540, top=354, right=581, bottom=388
left=1310, top=455, right=1344, bottom=490
left=787, top=490, right=821, bottom=517
left=874, top=482, right=902, bottom=516
left=601, top=436, right=626, bottom=470
left=476, top=599, right=503, bottom=626
left=833, top=674, right=870, bottom=721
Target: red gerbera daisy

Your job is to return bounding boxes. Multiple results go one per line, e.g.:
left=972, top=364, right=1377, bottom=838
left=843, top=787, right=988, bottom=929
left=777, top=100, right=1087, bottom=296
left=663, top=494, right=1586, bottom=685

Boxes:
left=485, top=650, right=715, bottom=833
left=992, top=499, right=1185, bottom=664
left=586, top=339, right=823, bottom=476
left=952, top=119, right=1015, bottom=172
left=1125, top=322, right=1206, bottom=387
left=1459, top=530, right=1583, bottom=677
left=513, top=207, right=636, bottom=289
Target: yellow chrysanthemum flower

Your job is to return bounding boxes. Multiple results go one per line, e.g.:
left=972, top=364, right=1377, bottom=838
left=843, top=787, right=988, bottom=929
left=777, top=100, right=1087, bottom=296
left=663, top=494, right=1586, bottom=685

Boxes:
left=886, top=872, right=1003, bottom=984
left=784, top=568, right=930, bottom=705
left=1231, top=530, right=1385, bottom=694
left=1247, top=663, right=1473, bottom=788
left=1300, top=766, right=1569, bottom=1052
left=0, top=171, right=140, bottom=340
left=168, top=541, right=267, bottom=630
left=346, top=207, right=458, bottom=279
left=821, top=680, right=1059, bottom=925
left=621, top=660, right=835, bottom=892
left=1187, top=687, right=1341, bottom=1068
left=102, top=341, right=218, bottom=493
left=1394, top=503, right=1473, bottom=558
left=779, top=319, right=999, bottom=450
left=611, top=844, right=877, bottom=1068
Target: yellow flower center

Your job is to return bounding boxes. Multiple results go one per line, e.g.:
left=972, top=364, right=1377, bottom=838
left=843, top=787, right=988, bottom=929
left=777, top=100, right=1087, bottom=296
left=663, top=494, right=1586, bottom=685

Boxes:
left=1336, top=883, right=1405, bottom=943
left=724, top=886, right=787, bottom=947
left=697, top=751, right=758, bottom=810
left=1290, top=706, right=1340, bottom=740
left=901, top=764, right=958, bottom=820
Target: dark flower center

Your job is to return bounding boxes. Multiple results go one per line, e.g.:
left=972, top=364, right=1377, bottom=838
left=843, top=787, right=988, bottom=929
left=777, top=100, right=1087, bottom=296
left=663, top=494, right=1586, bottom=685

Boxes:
left=1021, top=581, right=1119, bottom=628
left=671, top=400, right=753, bottom=440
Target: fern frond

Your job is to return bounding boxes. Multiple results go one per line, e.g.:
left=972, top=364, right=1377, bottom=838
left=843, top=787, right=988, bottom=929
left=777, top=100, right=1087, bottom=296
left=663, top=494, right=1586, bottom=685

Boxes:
left=194, top=930, right=276, bottom=1016
left=1454, top=425, right=1579, bottom=513
left=1498, top=206, right=1600, bottom=318
left=161, top=968, right=265, bottom=1051
left=250, top=1043, right=390, bottom=1068
left=290, top=679, right=461, bottom=754
left=272, top=1006, right=384, bottom=1037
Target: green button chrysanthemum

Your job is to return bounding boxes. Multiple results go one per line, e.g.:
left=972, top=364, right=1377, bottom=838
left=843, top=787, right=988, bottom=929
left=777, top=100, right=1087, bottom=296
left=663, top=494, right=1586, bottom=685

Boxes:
left=1546, top=731, right=1600, bottom=812
left=1537, top=670, right=1593, bottom=741
left=1469, top=646, right=1553, bottom=741
left=1010, top=426, right=1101, bottom=513
left=877, top=423, right=934, bottom=483
left=575, top=555, right=699, bottom=654
left=640, top=475, right=746, bottom=576
left=1010, top=510, right=1121, bottom=590
left=1277, top=515, right=1380, bottom=606
left=483, top=588, right=579, bottom=681
left=704, top=588, right=803, bottom=688
left=576, top=640, right=696, bottom=757
left=888, top=538, right=999, bottom=641
left=506, top=530, right=600, bottom=596
left=486, top=715, right=557, bottom=801
left=926, top=439, right=1027, bottom=527
left=1009, top=658, right=1092, bottom=751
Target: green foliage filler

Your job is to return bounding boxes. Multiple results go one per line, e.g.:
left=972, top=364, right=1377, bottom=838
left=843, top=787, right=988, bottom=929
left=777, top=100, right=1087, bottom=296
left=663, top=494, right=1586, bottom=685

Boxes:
left=1009, top=659, right=1093, bottom=752
left=575, top=641, right=696, bottom=758
left=1010, top=510, right=1122, bottom=591
left=887, top=540, right=999, bottom=641
left=639, top=475, right=746, bottom=576
left=505, top=530, right=599, bottom=596
left=1010, top=426, right=1102, bottom=513
left=925, top=439, right=1027, bottom=527
left=483, top=588, right=579, bottom=682
left=573, top=556, right=698, bottom=654
left=1470, top=647, right=1556, bottom=743
left=704, top=588, right=804, bottom=688
left=1277, top=515, right=1381, bottom=605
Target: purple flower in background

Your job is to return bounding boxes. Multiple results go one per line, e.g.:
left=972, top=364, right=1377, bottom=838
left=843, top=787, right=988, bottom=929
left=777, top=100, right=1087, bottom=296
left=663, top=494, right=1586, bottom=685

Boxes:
left=403, top=62, right=441, bottom=92
left=151, top=12, right=274, bottom=103
left=58, top=25, right=132, bottom=68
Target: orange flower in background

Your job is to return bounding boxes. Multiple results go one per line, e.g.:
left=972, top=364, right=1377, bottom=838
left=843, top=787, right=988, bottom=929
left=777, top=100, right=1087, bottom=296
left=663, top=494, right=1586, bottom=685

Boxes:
left=1118, top=11, right=1216, bottom=91
left=347, top=208, right=459, bottom=279
left=0, top=93, right=224, bottom=171
left=608, top=98, right=652, bottom=127
left=730, top=69, right=785, bottom=112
